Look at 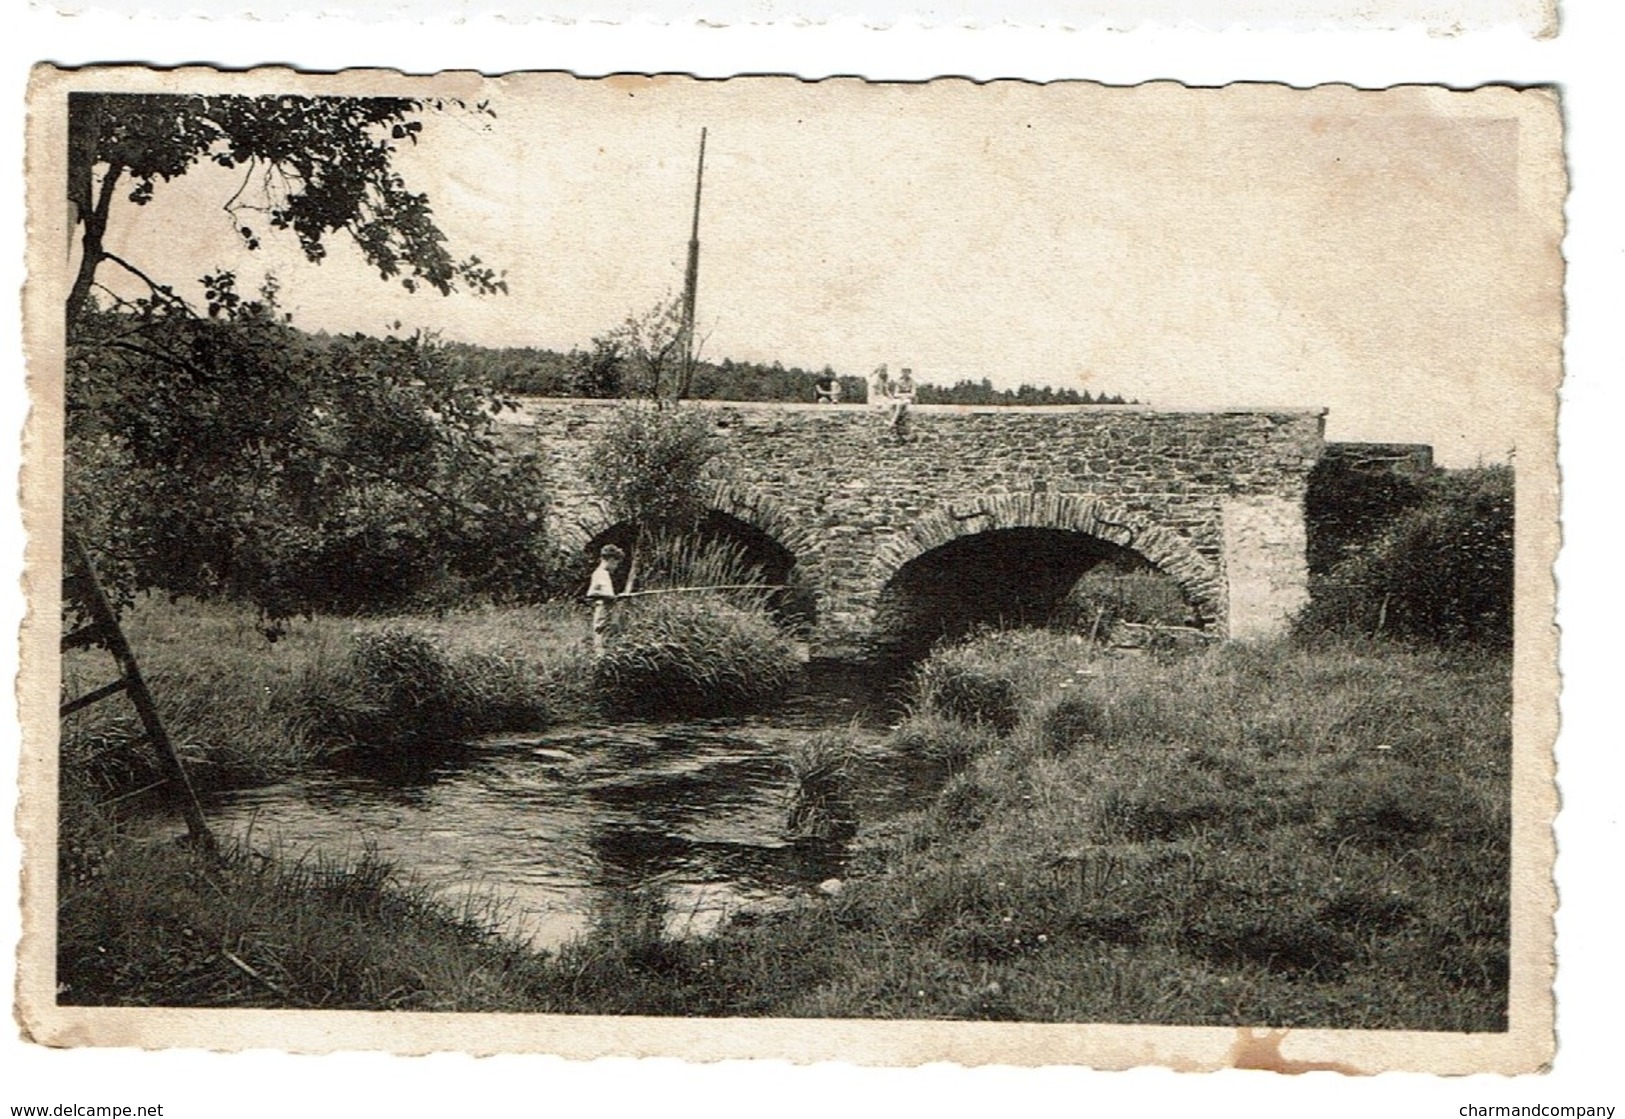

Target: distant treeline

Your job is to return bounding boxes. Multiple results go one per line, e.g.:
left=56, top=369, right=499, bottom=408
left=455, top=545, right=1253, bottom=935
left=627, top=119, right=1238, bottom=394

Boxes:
left=436, top=341, right=1135, bottom=406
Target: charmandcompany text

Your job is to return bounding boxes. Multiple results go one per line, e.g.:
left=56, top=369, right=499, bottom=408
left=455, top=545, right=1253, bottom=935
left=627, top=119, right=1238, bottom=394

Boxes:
left=1460, top=1108, right=1614, bottom=1118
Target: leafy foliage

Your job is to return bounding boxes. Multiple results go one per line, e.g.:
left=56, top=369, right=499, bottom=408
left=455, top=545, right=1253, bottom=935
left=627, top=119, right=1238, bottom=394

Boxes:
left=566, top=337, right=626, bottom=399
left=1304, top=454, right=1427, bottom=576
left=581, top=403, right=726, bottom=538
left=68, top=93, right=505, bottom=332
left=603, top=295, right=690, bottom=401
left=62, top=91, right=546, bottom=619
left=1298, top=465, right=1513, bottom=648
left=67, top=278, right=559, bottom=619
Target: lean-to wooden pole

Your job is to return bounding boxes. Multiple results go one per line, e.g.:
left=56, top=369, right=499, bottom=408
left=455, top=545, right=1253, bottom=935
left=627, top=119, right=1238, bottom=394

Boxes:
left=61, top=530, right=217, bottom=854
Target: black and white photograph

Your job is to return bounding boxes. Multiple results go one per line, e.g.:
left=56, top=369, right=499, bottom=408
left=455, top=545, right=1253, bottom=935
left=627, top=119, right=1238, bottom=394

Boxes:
left=20, top=66, right=1562, bottom=1074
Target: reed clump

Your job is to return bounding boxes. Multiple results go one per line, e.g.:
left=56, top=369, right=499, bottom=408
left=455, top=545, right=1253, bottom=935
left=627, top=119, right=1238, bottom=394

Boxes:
left=888, top=712, right=1000, bottom=771
left=303, top=606, right=591, bottom=749
left=591, top=535, right=802, bottom=717
left=593, top=594, right=800, bottom=717
left=783, top=728, right=861, bottom=841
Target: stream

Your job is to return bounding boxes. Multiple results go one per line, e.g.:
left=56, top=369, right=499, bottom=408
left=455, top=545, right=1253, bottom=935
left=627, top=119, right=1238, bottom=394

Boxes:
left=171, top=664, right=923, bottom=949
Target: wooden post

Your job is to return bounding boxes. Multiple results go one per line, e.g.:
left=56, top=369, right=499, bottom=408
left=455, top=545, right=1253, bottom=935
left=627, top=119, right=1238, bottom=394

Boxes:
left=677, top=127, right=707, bottom=402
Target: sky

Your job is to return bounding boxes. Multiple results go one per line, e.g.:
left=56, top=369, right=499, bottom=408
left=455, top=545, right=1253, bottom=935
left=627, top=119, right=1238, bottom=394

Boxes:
left=93, top=76, right=1563, bottom=466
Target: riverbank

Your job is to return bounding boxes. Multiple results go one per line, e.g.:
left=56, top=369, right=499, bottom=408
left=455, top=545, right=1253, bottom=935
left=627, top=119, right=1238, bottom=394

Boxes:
left=60, top=590, right=800, bottom=802
left=59, top=622, right=1511, bottom=1029
left=60, top=597, right=597, bottom=797
left=677, top=633, right=1511, bottom=1028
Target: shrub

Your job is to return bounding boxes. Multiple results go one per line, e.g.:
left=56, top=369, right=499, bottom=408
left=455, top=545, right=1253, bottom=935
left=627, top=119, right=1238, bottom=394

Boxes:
left=593, top=594, right=800, bottom=717
left=1299, top=465, right=1512, bottom=648
left=1304, top=454, right=1427, bottom=575
left=627, top=532, right=778, bottom=617
left=581, top=402, right=725, bottom=535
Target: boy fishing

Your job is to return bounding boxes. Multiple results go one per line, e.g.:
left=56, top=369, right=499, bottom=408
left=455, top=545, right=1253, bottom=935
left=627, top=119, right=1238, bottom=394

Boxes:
left=587, top=544, right=625, bottom=656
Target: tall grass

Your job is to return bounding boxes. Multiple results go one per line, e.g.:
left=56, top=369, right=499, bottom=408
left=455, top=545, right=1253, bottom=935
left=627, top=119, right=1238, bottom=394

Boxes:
left=61, top=598, right=349, bottom=793
left=906, top=628, right=1094, bottom=730
left=60, top=596, right=595, bottom=797
left=626, top=531, right=777, bottom=614
left=783, top=728, right=861, bottom=841
left=593, top=596, right=800, bottom=716
left=1055, top=565, right=1195, bottom=633
left=57, top=805, right=554, bottom=1010
left=593, top=535, right=802, bottom=717
left=302, top=605, right=592, bottom=748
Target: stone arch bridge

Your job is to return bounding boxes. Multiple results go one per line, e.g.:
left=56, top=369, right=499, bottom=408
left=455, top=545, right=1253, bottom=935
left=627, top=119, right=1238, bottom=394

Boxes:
left=511, top=400, right=1326, bottom=658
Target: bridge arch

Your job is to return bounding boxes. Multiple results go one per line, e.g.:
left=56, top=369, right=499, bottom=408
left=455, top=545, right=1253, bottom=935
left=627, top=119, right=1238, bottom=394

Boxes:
left=565, top=483, right=809, bottom=560
left=869, top=494, right=1222, bottom=655
left=574, top=484, right=817, bottom=629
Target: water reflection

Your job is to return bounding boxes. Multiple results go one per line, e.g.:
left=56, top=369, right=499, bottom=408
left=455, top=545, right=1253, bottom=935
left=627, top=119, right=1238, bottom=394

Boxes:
left=177, top=667, right=909, bottom=949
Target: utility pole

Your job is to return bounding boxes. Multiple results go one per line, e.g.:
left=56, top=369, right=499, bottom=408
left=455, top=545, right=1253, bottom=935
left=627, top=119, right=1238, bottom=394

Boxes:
left=678, top=127, right=707, bottom=402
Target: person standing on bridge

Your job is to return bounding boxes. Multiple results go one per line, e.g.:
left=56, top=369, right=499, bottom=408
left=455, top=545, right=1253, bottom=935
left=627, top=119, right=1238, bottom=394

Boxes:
left=587, top=544, right=625, bottom=657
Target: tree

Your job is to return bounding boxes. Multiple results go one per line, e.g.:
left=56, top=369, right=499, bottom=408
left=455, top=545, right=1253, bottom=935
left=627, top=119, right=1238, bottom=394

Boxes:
left=601, top=294, right=691, bottom=402
left=68, top=276, right=559, bottom=618
left=67, top=93, right=506, bottom=337
left=567, top=337, right=626, bottom=399
left=62, top=92, right=555, bottom=619
left=581, top=403, right=724, bottom=539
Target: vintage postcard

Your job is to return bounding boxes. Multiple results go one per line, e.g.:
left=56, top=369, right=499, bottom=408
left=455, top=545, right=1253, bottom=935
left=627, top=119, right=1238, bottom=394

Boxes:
left=18, top=66, right=1562, bottom=1072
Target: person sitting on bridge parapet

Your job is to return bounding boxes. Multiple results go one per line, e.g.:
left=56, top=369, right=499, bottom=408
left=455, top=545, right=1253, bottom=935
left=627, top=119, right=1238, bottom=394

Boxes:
left=888, top=367, right=916, bottom=430
left=587, top=544, right=624, bottom=656
left=814, top=370, right=840, bottom=403
left=869, top=363, right=891, bottom=409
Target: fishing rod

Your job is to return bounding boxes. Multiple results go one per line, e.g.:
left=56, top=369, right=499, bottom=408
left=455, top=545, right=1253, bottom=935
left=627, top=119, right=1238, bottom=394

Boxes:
left=611, top=583, right=792, bottom=599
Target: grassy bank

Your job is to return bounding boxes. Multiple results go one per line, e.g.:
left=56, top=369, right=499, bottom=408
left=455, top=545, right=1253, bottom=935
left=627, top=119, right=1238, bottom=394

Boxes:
left=60, top=626, right=1512, bottom=1029
left=61, top=597, right=596, bottom=797
left=60, top=587, right=800, bottom=799
left=58, top=794, right=553, bottom=1009
left=518, top=633, right=1511, bottom=1028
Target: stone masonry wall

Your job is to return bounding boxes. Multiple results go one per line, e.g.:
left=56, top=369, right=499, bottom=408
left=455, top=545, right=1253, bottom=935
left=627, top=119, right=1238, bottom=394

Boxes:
left=506, top=400, right=1325, bottom=652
